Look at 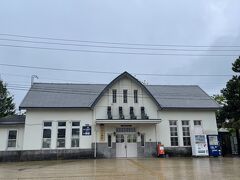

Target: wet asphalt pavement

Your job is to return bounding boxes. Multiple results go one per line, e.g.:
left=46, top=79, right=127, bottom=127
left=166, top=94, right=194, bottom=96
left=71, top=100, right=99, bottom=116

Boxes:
left=0, top=157, right=239, bottom=180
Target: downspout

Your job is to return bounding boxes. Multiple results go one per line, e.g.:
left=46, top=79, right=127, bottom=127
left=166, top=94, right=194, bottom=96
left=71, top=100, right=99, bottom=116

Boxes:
left=94, top=109, right=97, bottom=158
left=155, top=124, right=158, bottom=145
left=95, top=125, right=97, bottom=158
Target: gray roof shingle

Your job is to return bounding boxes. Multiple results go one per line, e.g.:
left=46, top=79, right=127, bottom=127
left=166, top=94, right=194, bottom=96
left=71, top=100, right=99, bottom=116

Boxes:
left=19, top=83, right=220, bottom=109
left=20, top=83, right=106, bottom=108
left=0, top=115, right=25, bottom=125
left=145, top=85, right=220, bottom=109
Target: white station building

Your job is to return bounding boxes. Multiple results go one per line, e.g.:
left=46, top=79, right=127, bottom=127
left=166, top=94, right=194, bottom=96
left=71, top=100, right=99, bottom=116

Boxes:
left=0, top=72, right=220, bottom=161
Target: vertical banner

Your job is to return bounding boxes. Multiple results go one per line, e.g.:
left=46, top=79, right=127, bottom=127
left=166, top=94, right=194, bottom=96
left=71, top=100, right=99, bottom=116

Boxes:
left=100, top=124, right=105, bottom=141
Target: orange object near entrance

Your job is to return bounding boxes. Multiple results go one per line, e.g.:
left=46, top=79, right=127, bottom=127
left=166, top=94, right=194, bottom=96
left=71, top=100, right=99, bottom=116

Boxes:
left=157, top=144, right=165, bottom=157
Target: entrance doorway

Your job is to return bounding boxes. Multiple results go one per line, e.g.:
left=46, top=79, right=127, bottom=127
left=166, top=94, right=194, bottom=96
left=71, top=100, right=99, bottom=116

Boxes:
left=116, top=134, right=137, bottom=157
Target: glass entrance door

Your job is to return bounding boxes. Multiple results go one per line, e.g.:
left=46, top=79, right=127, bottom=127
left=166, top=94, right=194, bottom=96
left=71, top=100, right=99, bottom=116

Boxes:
left=116, top=134, right=137, bottom=158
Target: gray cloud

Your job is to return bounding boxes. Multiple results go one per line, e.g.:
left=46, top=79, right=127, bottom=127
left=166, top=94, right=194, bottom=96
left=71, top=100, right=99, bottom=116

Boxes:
left=0, top=0, right=240, bottom=108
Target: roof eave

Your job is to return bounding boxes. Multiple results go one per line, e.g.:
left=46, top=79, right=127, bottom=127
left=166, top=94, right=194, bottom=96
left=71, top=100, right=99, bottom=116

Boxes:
left=19, top=106, right=92, bottom=110
left=161, top=107, right=221, bottom=110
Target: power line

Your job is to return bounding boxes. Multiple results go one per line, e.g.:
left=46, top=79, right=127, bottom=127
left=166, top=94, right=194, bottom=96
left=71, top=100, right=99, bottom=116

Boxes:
left=6, top=83, right=225, bottom=98
left=0, top=72, right=101, bottom=84
left=0, top=63, right=235, bottom=77
left=1, top=33, right=240, bottom=48
left=1, top=38, right=240, bottom=52
left=0, top=44, right=239, bottom=56
left=9, top=87, right=234, bottom=103
left=0, top=63, right=119, bottom=75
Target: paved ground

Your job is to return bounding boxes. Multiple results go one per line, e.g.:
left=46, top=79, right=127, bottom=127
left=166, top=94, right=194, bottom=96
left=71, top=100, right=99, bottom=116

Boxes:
left=0, top=157, right=239, bottom=180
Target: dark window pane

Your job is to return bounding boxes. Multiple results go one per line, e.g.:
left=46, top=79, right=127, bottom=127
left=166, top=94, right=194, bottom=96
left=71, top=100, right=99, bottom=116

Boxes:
left=112, top=89, right=117, bottom=103
left=182, top=121, right=189, bottom=126
left=44, top=122, right=52, bottom=127
left=8, top=130, right=17, bottom=140
left=169, top=120, right=177, bottom=126
left=170, top=127, right=177, bottom=132
left=108, top=134, right=112, bottom=147
left=183, top=137, right=191, bottom=146
left=171, top=137, right=178, bottom=146
left=194, top=120, right=201, bottom=126
left=141, top=134, right=145, bottom=146
left=8, top=140, right=16, bottom=148
left=72, top=122, right=80, bottom=126
left=42, top=139, right=51, bottom=148
left=183, top=131, right=190, bottom=136
left=171, top=131, right=178, bottom=136
left=71, top=139, right=79, bottom=147
left=57, top=139, right=65, bottom=148
left=123, top=90, right=128, bottom=103
left=43, top=129, right=51, bottom=138
left=72, top=128, right=80, bottom=138
left=134, top=90, right=138, bottom=103
left=182, top=127, right=188, bottom=131
left=116, top=134, right=124, bottom=143
left=58, top=122, right=66, bottom=126
left=58, top=129, right=66, bottom=138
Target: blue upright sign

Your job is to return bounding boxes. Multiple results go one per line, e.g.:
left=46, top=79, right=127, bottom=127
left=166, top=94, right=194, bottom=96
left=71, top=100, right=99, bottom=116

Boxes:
left=207, top=135, right=221, bottom=157
left=82, top=126, right=91, bottom=136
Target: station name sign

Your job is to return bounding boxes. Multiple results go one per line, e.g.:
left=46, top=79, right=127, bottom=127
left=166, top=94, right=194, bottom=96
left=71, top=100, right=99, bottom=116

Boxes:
left=82, top=125, right=91, bottom=136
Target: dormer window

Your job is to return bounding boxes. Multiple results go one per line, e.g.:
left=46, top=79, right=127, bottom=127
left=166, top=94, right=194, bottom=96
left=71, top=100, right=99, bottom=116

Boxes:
left=112, top=89, right=117, bottom=103
left=123, top=89, right=128, bottom=103
left=134, top=90, right=138, bottom=103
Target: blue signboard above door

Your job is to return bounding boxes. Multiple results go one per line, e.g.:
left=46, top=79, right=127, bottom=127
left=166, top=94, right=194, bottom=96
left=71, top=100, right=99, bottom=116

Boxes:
left=82, top=126, right=91, bottom=136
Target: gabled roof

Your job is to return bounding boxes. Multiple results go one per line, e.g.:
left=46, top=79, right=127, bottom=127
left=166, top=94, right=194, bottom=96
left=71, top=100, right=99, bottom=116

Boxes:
left=146, top=85, right=220, bottom=109
left=91, top=71, right=161, bottom=108
left=0, top=115, right=25, bottom=125
left=19, top=72, right=220, bottom=110
left=20, top=83, right=106, bottom=109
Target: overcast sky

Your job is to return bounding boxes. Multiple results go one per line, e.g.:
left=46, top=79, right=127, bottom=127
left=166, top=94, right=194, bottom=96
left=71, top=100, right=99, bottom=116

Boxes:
left=0, top=0, right=240, bottom=109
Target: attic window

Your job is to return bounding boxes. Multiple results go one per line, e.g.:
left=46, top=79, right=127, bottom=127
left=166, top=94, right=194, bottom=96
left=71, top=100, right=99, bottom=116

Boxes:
left=194, top=120, right=202, bottom=126
left=123, top=90, right=128, bottom=103
left=134, top=90, right=138, bottom=103
left=112, top=89, right=117, bottom=103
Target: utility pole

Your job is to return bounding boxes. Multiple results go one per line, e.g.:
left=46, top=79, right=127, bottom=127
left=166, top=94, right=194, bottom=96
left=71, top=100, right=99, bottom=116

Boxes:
left=31, top=75, right=38, bottom=86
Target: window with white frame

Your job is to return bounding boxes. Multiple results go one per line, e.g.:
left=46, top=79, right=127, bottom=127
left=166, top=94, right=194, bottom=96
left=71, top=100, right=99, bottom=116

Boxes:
left=107, top=134, right=112, bottom=148
left=7, top=130, right=17, bottom=148
left=182, top=120, right=191, bottom=146
left=194, top=120, right=202, bottom=126
left=123, top=89, right=128, bottom=103
left=112, top=89, right=117, bottom=103
left=134, top=90, right=138, bottom=103
left=42, top=121, right=52, bottom=148
left=169, top=120, right=178, bottom=146
left=57, top=121, right=66, bottom=148
left=71, top=121, right=80, bottom=148
left=140, top=133, right=145, bottom=147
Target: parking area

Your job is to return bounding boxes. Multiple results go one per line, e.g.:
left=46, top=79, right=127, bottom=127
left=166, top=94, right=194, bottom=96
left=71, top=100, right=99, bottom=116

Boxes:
left=0, top=157, right=239, bottom=180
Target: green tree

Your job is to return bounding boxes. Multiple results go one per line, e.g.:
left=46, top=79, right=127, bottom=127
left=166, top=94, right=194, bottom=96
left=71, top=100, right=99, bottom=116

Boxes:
left=0, top=79, right=15, bottom=118
left=212, top=94, right=227, bottom=127
left=221, top=56, right=240, bottom=154
left=221, top=57, right=240, bottom=128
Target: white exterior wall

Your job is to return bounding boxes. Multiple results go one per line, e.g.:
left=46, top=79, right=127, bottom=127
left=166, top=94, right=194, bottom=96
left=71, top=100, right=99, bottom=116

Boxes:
left=0, top=125, right=24, bottom=151
left=157, top=110, right=218, bottom=147
left=23, top=109, right=93, bottom=150
left=95, top=77, right=158, bottom=120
